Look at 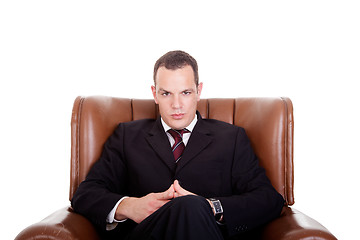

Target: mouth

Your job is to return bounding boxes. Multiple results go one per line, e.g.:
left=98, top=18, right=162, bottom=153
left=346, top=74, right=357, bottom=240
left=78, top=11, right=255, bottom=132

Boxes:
left=171, top=113, right=185, bottom=120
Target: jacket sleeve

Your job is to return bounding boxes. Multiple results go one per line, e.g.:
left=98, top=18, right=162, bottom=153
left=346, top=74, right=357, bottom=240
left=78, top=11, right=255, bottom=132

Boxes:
left=71, top=124, right=128, bottom=231
left=217, top=127, right=284, bottom=237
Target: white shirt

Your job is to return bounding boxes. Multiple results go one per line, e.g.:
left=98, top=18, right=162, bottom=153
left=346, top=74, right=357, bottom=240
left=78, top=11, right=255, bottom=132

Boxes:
left=161, top=114, right=197, bottom=147
left=106, top=115, right=198, bottom=230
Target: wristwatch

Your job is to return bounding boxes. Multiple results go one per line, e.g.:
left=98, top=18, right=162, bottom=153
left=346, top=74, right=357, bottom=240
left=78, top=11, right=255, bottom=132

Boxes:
left=209, top=198, right=223, bottom=222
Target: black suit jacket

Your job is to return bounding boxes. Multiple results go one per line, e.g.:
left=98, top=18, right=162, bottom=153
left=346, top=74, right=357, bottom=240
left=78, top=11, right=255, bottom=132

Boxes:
left=71, top=113, right=284, bottom=237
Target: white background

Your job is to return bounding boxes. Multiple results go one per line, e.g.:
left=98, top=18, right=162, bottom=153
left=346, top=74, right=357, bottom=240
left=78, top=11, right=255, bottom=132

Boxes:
left=1, top=1, right=359, bottom=239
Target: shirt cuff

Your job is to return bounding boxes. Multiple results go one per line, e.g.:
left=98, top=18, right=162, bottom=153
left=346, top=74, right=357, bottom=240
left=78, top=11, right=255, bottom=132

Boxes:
left=106, top=196, right=129, bottom=231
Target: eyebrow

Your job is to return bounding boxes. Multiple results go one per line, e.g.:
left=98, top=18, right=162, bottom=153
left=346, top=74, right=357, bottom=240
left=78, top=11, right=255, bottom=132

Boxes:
left=158, top=88, right=170, bottom=93
left=182, top=88, right=195, bottom=92
left=158, top=88, right=195, bottom=93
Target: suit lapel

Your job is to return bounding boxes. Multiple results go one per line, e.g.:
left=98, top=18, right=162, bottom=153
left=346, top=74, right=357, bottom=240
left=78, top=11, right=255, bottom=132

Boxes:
left=176, top=115, right=213, bottom=174
left=146, top=118, right=177, bottom=172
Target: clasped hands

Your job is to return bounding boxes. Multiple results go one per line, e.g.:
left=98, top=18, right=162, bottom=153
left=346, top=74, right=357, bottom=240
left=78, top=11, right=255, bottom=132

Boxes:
left=115, top=180, right=210, bottom=223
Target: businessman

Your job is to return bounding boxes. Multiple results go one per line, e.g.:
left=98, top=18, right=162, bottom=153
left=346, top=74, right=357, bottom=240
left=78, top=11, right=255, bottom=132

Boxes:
left=71, top=50, right=284, bottom=239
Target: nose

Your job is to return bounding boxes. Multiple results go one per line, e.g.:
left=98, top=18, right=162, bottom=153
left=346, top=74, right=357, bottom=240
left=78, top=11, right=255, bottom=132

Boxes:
left=171, top=94, right=182, bottom=109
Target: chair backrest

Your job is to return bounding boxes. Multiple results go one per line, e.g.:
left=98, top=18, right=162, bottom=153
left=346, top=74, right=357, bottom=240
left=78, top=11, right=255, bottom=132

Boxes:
left=70, top=96, right=294, bottom=205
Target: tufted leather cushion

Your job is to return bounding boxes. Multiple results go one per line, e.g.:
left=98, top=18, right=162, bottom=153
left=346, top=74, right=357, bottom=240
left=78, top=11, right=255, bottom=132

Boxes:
left=70, top=96, right=294, bottom=205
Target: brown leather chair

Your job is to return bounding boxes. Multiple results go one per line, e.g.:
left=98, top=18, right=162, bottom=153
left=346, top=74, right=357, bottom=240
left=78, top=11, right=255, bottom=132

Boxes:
left=15, top=96, right=337, bottom=240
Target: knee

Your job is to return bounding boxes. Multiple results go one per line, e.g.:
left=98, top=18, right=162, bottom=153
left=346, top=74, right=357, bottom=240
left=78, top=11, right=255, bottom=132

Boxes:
left=171, top=195, right=211, bottom=213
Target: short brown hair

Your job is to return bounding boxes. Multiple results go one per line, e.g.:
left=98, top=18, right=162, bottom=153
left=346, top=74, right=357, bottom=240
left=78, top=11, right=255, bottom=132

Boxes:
left=153, top=50, right=199, bottom=86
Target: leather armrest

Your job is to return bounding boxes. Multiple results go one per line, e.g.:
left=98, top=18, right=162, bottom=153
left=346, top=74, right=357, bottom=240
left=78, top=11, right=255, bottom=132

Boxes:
left=261, top=206, right=337, bottom=240
left=15, top=206, right=337, bottom=240
left=15, top=206, right=100, bottom=240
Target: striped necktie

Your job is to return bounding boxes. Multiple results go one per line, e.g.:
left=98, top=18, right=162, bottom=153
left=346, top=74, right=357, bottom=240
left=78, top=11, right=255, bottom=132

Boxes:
left=167, top=129, right=190, bottom=163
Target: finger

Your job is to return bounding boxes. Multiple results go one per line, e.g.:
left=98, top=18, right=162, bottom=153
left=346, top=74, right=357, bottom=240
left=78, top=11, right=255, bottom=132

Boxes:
left=156, top=184, right=174, bottom=200
left=174, top=192, right=181, bottom=198
left=173, top=180, right=182, bottom=190
left=174, top=180, right=194, bottom=196
left=174, top=180, right=186, bottom=193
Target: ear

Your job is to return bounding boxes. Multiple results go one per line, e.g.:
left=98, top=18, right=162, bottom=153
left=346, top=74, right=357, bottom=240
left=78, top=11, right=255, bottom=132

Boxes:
left=196, top=82, right=203, bottom=102
left=151, top=85, right=158, bottom=104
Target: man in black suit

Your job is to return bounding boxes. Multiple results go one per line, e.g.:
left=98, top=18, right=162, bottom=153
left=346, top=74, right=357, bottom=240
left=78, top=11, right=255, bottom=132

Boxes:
left=71, top=50, right=284, bottom=239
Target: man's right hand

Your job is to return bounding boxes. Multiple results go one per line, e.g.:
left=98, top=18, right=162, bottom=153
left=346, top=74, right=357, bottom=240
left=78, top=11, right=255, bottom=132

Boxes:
left=115, top=184, right=175, bottom=223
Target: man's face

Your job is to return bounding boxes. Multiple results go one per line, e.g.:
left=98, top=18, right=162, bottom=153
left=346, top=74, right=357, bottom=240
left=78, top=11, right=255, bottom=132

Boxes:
left=152, top=65, right=203, bottom=130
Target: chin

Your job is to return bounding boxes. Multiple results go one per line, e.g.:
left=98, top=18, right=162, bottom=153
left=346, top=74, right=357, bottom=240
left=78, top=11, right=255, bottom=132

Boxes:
left=168, top=120, right=187, bottom=130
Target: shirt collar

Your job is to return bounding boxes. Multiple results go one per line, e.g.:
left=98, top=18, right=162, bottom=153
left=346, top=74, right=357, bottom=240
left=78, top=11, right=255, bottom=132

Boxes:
left=161, top=114, right=198, bottom=133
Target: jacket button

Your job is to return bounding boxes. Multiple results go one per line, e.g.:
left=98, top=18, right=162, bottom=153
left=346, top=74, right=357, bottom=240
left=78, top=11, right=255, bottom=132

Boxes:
left=235, top=225, right=249, bottom=232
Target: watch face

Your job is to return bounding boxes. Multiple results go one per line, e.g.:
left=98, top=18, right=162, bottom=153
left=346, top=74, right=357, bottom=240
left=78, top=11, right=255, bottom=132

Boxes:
left=211, top=199, right=223, bottom=214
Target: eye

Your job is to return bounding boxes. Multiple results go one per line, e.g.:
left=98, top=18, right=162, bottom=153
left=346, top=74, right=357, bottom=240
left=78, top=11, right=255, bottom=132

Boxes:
left=161, top=91, right=170, bottom=96
left=182, top=91, right=192, bottom=95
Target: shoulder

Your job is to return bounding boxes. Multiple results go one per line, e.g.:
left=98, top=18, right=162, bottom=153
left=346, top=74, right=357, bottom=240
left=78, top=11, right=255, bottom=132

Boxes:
left=105, top=119, right=158, bottom=144
left=199, top=118, right=246, bottom=136
left=115, top=118, right=157, bottom=133
left=201, top=118, right=244, bottom=130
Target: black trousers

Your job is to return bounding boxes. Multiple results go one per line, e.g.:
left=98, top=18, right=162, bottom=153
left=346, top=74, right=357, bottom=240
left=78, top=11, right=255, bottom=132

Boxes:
left=126, top=195, right=224, bottom=240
